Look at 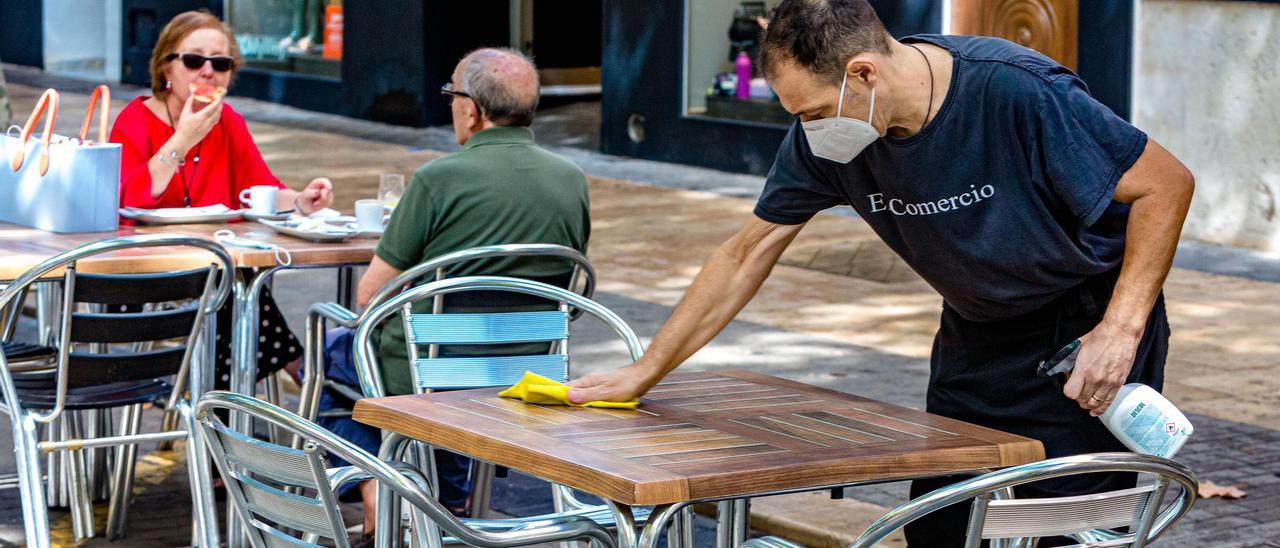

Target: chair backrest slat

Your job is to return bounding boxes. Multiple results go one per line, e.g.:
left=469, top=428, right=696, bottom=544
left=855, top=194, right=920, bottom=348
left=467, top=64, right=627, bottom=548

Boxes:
left=259, top=526, right=325, bottom=548
left=70, top=307, right=199, bottom=344
left=208, top=423, right=320, bottom=488
left=201, top=414, right=351, bottom=547
left=413, top=354, right=568, bottom=390
left=65, top=347, right=186, bottom=386
left=981, top=485, right=1156, bottom=539
left=235, top=472, right=336, bottom=537
left=73, top=268, right=213, bottom=305
left=407, top=311, right=568, bottom=345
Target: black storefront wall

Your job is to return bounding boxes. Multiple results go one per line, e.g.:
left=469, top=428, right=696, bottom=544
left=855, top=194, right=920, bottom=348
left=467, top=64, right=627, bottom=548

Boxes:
left=343, top=0, right=509, bottom=127
left=121, top=0, right=224, bottom=88
left=0, top=0, right=44, bottom=68
left=601, top=0, right=1134, bottom=176
left=117, top=0, right=508, bottom=126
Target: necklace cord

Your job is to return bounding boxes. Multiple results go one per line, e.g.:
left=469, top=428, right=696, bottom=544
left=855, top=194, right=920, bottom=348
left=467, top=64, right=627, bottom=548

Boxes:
left=164, top=100, right=202, bottom=207
left=908, top=43, right=935, bottom=130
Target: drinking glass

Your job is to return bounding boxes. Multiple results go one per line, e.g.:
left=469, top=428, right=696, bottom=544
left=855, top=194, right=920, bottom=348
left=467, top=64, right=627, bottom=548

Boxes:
left=378, top=173, right=405, bottom=209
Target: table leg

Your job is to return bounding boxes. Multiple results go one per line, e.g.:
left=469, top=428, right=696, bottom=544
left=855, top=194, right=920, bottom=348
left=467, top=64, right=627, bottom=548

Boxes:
left=637, top=503, right=687, bottom=548
left=604, top=500, right=637, bottom=548
left=228, top=268, right=280, bottom=548
left=336, top=265, right=357, bottom=310
left=732, top=498, right=750, bottom=545
left=229, top=268, right=283, bottom=432
left=35, top=281, right=59, bottom=346
left=715, top=501, right=734, bottom=548
left=670, top=507, right=694, bottom=547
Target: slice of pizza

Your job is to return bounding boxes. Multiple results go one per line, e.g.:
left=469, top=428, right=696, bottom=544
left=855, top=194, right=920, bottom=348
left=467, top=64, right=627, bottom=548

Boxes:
left=188, top=82, right=228, bottom=103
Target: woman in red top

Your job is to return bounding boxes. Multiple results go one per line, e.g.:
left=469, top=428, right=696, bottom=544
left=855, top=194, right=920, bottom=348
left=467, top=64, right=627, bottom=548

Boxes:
left=111, top=11, right=332, bottom=388
left=111, top=11, right=332, bottom=213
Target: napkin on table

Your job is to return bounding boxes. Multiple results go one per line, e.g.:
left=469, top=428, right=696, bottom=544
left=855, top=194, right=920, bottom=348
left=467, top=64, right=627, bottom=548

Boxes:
left=498, top=371, right=639, bottom=410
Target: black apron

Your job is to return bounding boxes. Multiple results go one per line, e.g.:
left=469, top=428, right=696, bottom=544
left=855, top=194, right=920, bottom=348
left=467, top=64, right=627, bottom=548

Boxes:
left=904, top=268, right=1170, bottom=547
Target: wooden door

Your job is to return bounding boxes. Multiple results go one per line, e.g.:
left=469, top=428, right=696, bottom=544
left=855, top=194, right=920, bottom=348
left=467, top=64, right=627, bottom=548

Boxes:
left=951, top=0, right=1078, bottom=70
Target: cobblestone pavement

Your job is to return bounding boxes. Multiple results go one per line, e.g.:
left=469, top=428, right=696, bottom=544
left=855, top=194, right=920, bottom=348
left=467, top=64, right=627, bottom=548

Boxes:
left=1, top=69, right=1278, bottom=546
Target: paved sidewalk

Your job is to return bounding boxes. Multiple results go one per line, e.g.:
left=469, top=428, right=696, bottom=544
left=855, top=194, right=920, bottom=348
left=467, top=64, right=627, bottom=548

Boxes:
left=2, top=73, right=1279, bottom=546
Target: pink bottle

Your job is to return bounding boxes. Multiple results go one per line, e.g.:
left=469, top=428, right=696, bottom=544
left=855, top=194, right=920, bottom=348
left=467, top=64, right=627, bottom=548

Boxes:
left=735, top=51, right=752, bottom=99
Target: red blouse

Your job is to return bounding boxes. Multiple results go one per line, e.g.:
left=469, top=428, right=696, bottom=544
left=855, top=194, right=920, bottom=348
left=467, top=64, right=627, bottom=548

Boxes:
left=110, top=97, right=283, bottom=210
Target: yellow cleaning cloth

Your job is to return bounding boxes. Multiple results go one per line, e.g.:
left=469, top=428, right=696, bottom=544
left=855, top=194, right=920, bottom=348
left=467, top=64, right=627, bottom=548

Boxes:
left=498, top=371, right=639, bottom=410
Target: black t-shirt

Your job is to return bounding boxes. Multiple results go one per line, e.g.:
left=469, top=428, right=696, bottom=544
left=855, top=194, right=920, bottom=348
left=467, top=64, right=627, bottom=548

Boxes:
left=754, top=35, right=1147, bottom=322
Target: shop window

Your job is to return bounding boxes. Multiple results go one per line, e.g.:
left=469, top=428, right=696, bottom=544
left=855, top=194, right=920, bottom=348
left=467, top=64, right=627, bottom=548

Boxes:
left=226, top=0, right=343, bottom=80
left=684, top=0, right=790, bottom=126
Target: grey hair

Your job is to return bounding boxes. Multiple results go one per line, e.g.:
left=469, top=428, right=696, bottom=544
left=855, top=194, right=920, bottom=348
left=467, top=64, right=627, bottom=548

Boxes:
left=458, top=48, right=540, bottom=127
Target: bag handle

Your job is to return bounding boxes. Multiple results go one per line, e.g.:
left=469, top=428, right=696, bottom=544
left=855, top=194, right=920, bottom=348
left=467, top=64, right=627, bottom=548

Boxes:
left=10, top=88, right=59, bottom=176
left=79, top=85, right=110, bottom=144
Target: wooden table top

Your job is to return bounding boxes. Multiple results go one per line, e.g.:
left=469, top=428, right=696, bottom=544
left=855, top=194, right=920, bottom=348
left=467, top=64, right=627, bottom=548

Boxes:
left=354, top=370, right=1045, bottom=506
left=0, top=221, right=376, bottom=279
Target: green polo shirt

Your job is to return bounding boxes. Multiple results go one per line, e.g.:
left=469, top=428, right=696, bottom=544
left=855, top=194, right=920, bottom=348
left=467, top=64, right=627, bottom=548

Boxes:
left=373, top=126, right=590, bottom=395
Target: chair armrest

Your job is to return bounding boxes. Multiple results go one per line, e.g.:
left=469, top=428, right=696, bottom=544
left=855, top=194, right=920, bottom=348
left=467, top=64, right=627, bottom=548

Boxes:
left=309, top=302, right=359, bottom=328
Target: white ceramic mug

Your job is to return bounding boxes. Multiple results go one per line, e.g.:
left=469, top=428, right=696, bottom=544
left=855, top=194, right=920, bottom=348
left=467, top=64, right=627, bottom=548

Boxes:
left=355, top=199, right=385, bottom=231
left=239, top=185, right=278, bottom=214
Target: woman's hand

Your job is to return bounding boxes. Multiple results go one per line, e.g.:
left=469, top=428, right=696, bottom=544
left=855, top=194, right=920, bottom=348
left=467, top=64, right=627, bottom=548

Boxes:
left=296, top=178, right=334, bottom=215
left=172, top=93, right=223, bottom=151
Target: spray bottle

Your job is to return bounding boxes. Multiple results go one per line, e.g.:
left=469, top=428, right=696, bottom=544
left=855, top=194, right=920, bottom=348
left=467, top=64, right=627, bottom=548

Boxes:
left=1038, top=339, right=1194, bottom=459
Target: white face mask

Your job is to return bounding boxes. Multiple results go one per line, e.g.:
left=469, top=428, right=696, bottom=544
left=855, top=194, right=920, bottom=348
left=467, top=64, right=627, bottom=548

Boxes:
left=214, top=230, right=293, bottom=266
left=801, top=72, right=880, bottom=164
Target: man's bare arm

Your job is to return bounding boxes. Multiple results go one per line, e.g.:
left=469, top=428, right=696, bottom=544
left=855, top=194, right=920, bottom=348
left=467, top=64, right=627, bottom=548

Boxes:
left=567, top=215, right=805, bottom=403
left=1066, top=138, right=1194, bottom=416
left=356, top=256, right=404, bottom=309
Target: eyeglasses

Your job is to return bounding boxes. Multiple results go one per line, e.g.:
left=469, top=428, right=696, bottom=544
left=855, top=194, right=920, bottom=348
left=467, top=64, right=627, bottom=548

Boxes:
left=167, top=52, right=236, bottom=72
left=440, top=82, right=472, bottom=105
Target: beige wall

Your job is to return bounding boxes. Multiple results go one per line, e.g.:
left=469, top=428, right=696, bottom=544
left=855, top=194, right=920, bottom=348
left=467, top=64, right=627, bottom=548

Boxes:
left=1136, top=1, right=1280, bottom=252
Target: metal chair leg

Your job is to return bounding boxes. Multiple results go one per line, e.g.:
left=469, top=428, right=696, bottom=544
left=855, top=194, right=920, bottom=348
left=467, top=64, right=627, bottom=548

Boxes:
left=14, top=414, right=52, bottom=548
left=158, top=378, right=187, bottom=451
left=64, top=413, right=95, bottom=541
left=180, top=399, right=220, bottom=548
left=468, top=460, right=496, bottom=519
left=106, top=403, right=144, bottom=540
left=43, top=417, right=64, bottom=508
left=87, top=409, right=114, bottom=502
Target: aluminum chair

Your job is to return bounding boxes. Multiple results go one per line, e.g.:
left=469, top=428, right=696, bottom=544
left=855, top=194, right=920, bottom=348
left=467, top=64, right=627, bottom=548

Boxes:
left=0, top=235, right=234, bottom=548
left=194, top=390, right=616, bottom=548
left=353, top=276, right=662, bottom=545
left=297, top=243, right=594, bottom=425
left=741, top=452, right=1198, bottom=548
left=296, top=244, right=595, bottom=515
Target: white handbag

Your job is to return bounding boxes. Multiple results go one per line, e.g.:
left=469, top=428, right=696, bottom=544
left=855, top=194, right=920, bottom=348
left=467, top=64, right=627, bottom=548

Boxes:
left=1, top=86, right=121, bottom=233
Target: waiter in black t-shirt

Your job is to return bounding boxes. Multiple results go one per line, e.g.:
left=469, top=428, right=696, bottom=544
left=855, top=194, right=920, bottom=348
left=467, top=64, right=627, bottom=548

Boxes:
left=568, top=1, right=1194, bottom=545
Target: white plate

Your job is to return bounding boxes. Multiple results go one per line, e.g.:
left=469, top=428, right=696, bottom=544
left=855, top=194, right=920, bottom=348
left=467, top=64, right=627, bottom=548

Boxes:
left=352, top=226, right=384, bottom=239
left=259, top=219, right=356, bottom=243
left=120, top=206, right=243, bottom=225
left=243, top=211, right=293, bottom=222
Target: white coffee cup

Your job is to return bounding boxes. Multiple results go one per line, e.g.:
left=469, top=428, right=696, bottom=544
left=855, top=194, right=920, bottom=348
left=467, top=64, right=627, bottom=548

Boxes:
left=355, top=199, right=385, bottom=231
left=239, top=185, right=278, bottom=215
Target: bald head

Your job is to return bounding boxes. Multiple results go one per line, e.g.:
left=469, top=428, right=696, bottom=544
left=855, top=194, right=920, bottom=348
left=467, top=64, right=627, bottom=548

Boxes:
left=457, top=48, right=540, bottom=127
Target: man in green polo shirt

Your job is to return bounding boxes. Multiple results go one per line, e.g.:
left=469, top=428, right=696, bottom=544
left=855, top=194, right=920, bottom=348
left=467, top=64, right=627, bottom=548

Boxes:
left=320, top=47, right=589, bottom=539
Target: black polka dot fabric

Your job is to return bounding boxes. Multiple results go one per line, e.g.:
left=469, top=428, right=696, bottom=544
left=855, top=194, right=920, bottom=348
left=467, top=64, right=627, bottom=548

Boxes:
left=213, top=284, right=302, bottom=390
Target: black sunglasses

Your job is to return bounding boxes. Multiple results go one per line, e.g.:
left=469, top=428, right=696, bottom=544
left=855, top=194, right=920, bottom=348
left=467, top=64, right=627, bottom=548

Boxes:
left=167, top=52, right=235, bottom=72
